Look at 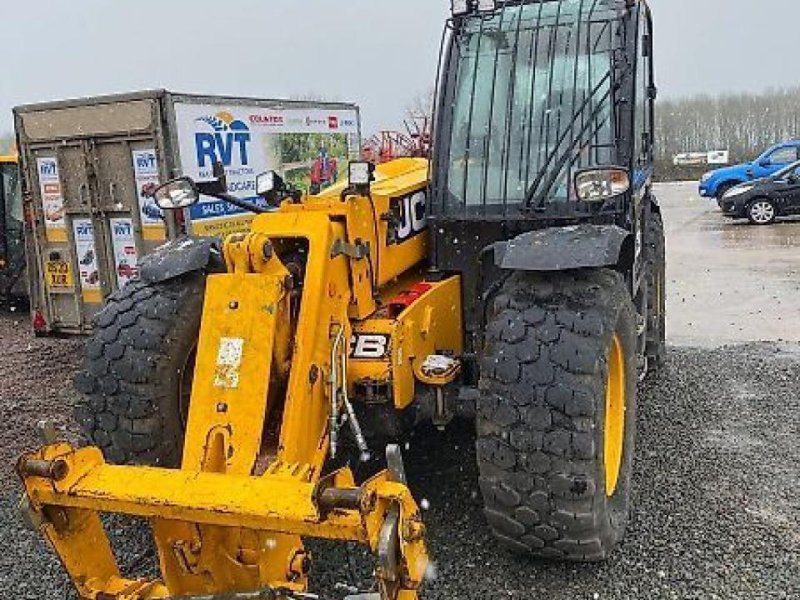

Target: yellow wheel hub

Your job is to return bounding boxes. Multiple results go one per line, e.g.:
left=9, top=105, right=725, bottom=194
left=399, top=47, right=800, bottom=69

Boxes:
left=604, top=334, right=626, bottom=497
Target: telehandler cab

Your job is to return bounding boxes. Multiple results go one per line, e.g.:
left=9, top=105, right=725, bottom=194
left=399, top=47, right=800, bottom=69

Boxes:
left=17, top=0, right=663, bottom=598
left=0, top=153, right=24, bottom=298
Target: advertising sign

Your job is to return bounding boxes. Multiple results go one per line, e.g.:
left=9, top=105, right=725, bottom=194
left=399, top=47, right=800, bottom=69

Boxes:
left=174, top=103, right=360, bottom=237
left=131, top=149, right=165, bottom=241
left=673, top=150, right=730, bottom=167
left=72, top=218, right=102, bottom=303
left=110, top=217, right=139, bottom=288
left=37, top=157, right=66, bottom=242
left=707, top=150, right=730, bottom=165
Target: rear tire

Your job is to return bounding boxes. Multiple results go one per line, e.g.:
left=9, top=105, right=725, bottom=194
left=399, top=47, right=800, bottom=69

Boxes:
left=645, top=212, right=666, bottom=373
left=73, top=273, right=205, bottom=466
left=477, top=269, right=637, bottom=561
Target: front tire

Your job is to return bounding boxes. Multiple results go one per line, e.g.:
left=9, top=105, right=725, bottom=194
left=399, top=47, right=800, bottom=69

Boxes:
left=477, top=269, right=638, bottom=561
left=73, top=273, right=205, bottom=466
left=715, top=182, right=736, bottom=205
left=747, top=198, right=777, bottom=225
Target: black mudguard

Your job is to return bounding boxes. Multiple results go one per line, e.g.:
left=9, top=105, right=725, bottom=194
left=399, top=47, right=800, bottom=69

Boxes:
left=139, top=236, right=225, bottom=284
left=494, top=224, right=631, bottom=272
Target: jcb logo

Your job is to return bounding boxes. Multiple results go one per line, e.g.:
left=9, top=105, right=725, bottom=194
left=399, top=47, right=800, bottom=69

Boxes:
left=350, top=334, right=390, bottom=360
left=393, top=191, right=427, bottom=244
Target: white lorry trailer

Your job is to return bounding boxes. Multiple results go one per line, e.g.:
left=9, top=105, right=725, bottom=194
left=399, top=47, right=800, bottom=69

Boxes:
left=14, top=90, right=360, bottom=333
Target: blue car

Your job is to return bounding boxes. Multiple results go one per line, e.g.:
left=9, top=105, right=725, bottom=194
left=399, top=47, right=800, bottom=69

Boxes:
left=699, top=141, right=800, bottom=202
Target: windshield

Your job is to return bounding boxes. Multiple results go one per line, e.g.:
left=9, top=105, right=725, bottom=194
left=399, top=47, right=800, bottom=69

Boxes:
left=0, top=162, right=22, bottom=224
left=442, top=0, right=622, bottom=214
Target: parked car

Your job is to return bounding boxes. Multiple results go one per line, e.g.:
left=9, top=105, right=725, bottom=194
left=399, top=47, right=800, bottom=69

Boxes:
left=699, top=141, right=800, bottom=202
left=719, top=160, right=800, bottom=225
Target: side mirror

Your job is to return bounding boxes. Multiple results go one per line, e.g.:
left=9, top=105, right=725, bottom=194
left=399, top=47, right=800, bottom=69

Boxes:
left=574, top=167, right=631, bottom=202
left=151, top=177, right=199, bottom=210
left=758, top=159, right=771, bottom=168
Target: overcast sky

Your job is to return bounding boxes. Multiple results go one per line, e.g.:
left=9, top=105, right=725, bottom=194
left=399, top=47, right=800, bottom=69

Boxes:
left=1, top=0, right=798, bottom=135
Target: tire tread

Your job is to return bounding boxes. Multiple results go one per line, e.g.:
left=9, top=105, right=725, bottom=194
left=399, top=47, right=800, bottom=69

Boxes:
left=477, top=269, right=636, bottom=561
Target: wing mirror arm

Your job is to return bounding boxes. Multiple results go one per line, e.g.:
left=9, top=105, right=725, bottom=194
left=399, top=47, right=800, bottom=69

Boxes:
left=207, top=190, right=269, bottom=214
left=151, top=161, right=269, bottom=215
left=199, top=161, right=268, bottom=213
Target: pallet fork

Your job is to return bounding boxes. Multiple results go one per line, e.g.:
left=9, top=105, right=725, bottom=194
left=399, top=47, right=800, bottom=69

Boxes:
left=17, top=198, right=430, bottom=599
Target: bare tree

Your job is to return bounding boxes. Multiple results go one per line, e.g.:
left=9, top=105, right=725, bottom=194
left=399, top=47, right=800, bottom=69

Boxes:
left=655, top=87, right=800, bottom=179
left=405, top=87, right=436, bottom=122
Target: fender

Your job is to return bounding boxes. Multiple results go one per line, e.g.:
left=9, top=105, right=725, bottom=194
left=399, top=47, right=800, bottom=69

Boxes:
left=139, top=236, right=225, bottom=284
left=494, top=224, right=631, bottom=272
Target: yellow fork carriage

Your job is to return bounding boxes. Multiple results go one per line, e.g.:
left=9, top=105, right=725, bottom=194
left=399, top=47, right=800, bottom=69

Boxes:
left=18, top=159, right=463, bottom=600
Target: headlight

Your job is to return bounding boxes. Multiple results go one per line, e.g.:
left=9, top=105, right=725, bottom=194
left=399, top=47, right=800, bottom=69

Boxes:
left=574, top=167, right=631, bottom=202
left=701, top=172, right=713, bottom=183
left=256, top=170, right=287, bottom=197
left=451, top=0, right=469, bottom=14
left=451, top=0, right=495, bottom=15
left=723, top=184, right=754, bottom=199
left=348, top=161, right=376, bottom=188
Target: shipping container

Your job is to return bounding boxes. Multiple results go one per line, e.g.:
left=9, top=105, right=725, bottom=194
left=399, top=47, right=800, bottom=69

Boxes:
left=14, top=90, right=361, bottom=333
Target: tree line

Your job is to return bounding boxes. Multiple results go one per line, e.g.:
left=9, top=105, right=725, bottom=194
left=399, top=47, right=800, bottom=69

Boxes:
left=4, top=86, right=797, bottom=179
left=655, top=87, right=800, bottom=180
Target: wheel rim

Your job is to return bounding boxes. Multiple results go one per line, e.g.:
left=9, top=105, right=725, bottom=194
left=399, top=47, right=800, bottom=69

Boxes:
left=750, top=201, right=775, bottom=224
left=604, top=334, right=626, bottom=497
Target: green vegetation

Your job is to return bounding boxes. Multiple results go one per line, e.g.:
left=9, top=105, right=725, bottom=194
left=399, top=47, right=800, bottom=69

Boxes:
left=280, top=133, right=349, bottom=193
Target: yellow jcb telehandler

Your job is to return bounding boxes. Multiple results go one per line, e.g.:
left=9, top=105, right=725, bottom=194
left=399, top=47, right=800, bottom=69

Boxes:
left=17, top=1, right=663, bottom=598
left=0, top=152, right=25, bottom=298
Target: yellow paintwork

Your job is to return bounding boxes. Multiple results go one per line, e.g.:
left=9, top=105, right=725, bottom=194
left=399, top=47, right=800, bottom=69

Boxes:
left=18, top=158, right=456, bottom=600
left=349, top=275, right=464, bottom=410
left=290, top=157, right=430, bottom=320
left=604, top=334, right=626, bottom=497
left=44, top=259, right=73, bottom=289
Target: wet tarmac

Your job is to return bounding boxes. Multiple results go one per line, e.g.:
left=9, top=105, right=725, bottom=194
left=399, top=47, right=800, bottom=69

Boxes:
left=659, top=182, right=800, bottom=347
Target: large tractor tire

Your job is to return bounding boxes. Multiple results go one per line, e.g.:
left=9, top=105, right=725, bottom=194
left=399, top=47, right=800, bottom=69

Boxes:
left=645, top=211, right=666, bottom=372
left=477, top=269, right=637, bottom=561
left=73, top=273, right=205, bottom=467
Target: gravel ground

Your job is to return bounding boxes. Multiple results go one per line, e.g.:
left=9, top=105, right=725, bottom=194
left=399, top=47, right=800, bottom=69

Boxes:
left=2, top=307, right=799, bottom=599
